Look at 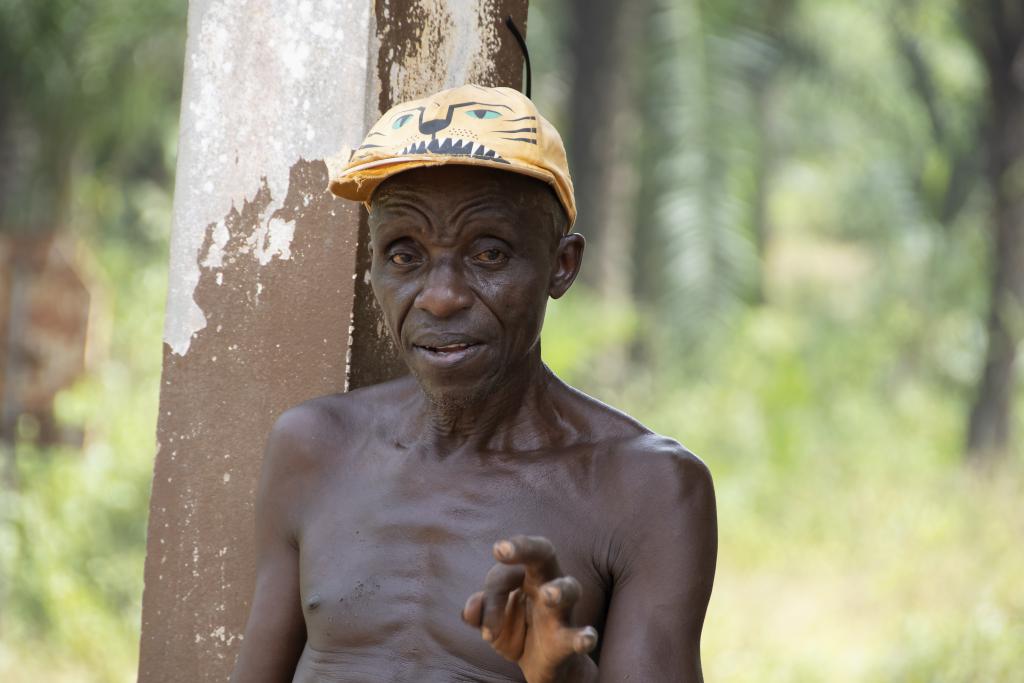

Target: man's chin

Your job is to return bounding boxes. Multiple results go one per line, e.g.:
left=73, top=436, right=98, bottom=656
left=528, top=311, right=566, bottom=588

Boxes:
left=407, top=367, right=494, bottom=413
left=424, top=389, right=476, bottom=414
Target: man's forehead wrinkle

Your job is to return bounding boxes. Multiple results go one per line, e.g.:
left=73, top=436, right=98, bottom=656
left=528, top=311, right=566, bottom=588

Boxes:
left=372, top=192, right=475, bottom=244
left=449, top=193, right=521, bottom=229
left=373, top=194, right=432, bottom=224
left=376, top=178, right=524, bottom=237
left=370, top=167, right=564, bottom=248
left=371, top=193, right=436, bottom=240
left=374, top=190, right=429, bottom=214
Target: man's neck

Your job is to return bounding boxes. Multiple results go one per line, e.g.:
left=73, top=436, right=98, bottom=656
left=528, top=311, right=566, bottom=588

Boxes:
left=415, top=349, right=561, bottom=455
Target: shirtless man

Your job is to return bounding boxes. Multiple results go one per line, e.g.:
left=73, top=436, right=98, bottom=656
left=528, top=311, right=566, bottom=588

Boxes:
left=230, top=85, right=717, bottom=683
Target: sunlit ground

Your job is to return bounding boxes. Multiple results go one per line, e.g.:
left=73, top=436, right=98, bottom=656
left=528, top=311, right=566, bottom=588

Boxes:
left=703, top=453, right=1023, bottom=682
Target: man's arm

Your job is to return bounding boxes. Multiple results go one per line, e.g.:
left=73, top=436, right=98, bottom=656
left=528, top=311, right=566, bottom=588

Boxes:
left=230, top=408, right=317, bottom=682
left=461, top=439, right=716, bottom=683
left=597, top=441, right=718, bottom=682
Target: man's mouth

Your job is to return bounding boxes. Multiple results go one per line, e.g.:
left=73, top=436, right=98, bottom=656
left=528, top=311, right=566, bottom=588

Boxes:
left=412, top=340, right=483, bottom=367
left=417, top=342, right=476, bottom=354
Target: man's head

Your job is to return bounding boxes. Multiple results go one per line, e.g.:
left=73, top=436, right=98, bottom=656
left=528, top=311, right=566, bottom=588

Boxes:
left=367, top=165, right=583, bottom=409
left=330, top=84, right=582, bottom=408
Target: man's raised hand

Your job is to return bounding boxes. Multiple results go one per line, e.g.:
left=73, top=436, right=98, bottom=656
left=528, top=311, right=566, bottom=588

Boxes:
left=461, top=535, right=599, bottom=683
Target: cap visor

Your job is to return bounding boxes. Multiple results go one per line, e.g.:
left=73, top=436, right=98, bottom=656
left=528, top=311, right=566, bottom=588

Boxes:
left=328, top=155, right=555, bottom=202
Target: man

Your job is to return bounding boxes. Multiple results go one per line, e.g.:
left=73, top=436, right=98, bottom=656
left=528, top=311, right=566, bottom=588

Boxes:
left=230, top=85, right=717, bottom=683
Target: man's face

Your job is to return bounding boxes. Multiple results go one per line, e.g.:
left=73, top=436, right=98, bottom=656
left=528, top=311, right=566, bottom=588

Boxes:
left=367, top=165, right=580, bottom=407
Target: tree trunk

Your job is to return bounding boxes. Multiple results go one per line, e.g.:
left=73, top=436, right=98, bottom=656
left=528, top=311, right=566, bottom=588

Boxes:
left=564, top=0, right=640, bottom=293
left=563, top=0, right=647, bottom=389
left=965, top=1, right=1024, bottom=460
left=749, top=76, right=776, bottom=305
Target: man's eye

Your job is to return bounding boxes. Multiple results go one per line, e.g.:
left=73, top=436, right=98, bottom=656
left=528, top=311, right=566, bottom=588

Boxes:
left=474, top=249, right=506, bottom=263
left=388, top=252, right=416, bottom=265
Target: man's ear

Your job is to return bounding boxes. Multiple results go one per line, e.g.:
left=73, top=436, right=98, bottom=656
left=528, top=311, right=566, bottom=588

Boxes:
left=549, top=233, right=585, bottom=299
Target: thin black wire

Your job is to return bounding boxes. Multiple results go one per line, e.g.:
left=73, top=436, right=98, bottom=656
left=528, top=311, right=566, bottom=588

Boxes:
left=504, top=16, right=532, bottom=99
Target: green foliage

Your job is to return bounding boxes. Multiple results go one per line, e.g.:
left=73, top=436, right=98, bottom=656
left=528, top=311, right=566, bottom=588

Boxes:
left=633, top=0, right=762, bottom=331
left=0, top=0, right=185, bottom=237
left=1, top=1, right=180, bottom=678
left=541, top=290, right=639, bottom=379
left=0, top=242, right=167, bottom=682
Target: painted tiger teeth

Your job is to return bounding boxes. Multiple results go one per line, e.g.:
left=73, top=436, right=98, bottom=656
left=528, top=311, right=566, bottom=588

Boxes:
left=399, top=137, right=502, bottom=160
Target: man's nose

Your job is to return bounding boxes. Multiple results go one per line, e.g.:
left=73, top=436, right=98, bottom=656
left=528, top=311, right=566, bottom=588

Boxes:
left=414, top=259, right=473, bottom=318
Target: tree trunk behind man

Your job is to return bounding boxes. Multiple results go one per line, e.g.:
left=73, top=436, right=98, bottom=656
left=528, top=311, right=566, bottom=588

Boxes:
left=965, top=2, right=1024, bottom=460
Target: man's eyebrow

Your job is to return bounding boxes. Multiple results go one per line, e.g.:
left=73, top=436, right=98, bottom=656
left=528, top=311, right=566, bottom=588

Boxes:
left=373, top=195, right=426, bottom=216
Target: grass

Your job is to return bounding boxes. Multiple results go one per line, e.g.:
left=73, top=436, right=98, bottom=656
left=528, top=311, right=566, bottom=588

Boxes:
left=703, top=458, right=1023, bottom=682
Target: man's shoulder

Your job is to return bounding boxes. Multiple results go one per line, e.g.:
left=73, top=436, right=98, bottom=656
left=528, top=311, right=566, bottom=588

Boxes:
left=567, top=392, right=716, bottom=581
left=566, top=393, right=716, bottom=579
left=263, top=375, right=417, bottom=471
left=559, top=385, right=713, bottom=500
left=600, top=430, right=713, bottom=501
left=560, top=382, right=707, bottom=466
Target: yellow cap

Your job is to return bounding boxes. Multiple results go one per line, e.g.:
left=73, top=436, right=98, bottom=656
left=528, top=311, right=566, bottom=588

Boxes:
left=328, top=84, right=576, bottom=230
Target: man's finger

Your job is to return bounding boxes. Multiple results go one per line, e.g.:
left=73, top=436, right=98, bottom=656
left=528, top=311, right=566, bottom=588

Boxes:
left=481, top=563, right=526, bottom=641
left=492, top=535, right=561, bottom=587
left=490, top=589, right=527, bottom=661
left=461, top=591, right=485, bottom=627
left=538, top=575, right=581, bottom=623
left=568, top=625, right=599, bottom=655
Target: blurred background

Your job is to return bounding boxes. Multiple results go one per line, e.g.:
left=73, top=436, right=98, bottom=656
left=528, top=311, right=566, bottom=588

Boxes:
left=1, top=0, right=1021, bottom=681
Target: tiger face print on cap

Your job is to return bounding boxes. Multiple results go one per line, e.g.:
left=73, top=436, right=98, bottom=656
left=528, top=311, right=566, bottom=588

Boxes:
left=329, top=84, right=576, bottom=231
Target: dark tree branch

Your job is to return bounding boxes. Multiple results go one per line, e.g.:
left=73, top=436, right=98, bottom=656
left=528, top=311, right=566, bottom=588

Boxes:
left=939, top=147, right=981, bottom=226
left=889, top=14, right=981, bottom=228
left=891, top=22, right=945, bottom=142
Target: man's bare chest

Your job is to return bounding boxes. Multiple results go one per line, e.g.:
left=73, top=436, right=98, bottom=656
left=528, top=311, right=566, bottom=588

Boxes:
left=294, top=452, right=610, bottom=676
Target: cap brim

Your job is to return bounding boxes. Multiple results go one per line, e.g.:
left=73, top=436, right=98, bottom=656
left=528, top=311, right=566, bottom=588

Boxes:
left=329, top=155, right=557, bottom=204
